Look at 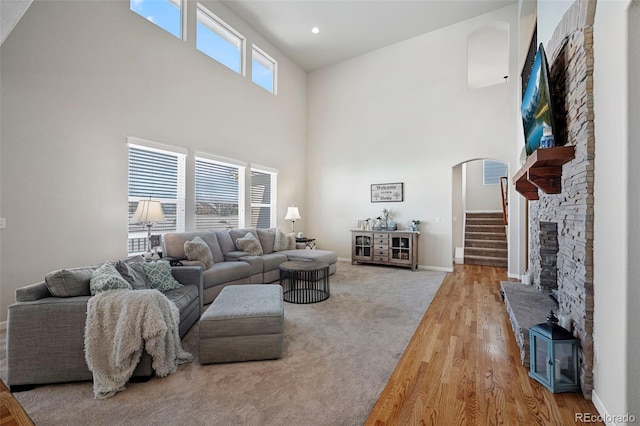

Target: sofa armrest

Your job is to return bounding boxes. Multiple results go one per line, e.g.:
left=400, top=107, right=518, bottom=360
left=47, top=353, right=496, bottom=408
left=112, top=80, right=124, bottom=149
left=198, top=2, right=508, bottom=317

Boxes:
left=7, top=297, right=92, bottom=386
left=171, top=266, right=204, bottom=314
left=15, top=281, right=51, bottom=302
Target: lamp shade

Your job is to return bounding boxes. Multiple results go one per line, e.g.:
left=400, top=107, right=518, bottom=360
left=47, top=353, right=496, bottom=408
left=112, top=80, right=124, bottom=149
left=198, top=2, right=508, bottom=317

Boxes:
left=131, top=200, right=165, bottom=224
left=284, top=206, right=301, bottom=221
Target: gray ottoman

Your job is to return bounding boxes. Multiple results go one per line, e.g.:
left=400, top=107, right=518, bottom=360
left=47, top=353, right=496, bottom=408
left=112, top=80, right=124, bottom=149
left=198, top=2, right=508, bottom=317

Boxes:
left=199, top=284, right=284, bottom=364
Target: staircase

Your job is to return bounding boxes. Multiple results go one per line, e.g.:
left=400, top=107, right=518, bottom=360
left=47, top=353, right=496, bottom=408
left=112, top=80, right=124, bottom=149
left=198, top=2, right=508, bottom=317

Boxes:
left=464, top=212, right=507, bottom=267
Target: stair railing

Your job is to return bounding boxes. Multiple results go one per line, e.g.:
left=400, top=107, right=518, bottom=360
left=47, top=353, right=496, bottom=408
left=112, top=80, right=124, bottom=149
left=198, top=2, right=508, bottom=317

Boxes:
left=500, top=176, right=508, bottom=226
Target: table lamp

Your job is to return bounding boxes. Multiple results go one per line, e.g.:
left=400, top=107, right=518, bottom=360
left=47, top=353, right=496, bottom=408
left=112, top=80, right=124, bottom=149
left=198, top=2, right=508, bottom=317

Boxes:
left=284, top=205, right=301, bottom=233
left=131, top=199, right=165, bottom=259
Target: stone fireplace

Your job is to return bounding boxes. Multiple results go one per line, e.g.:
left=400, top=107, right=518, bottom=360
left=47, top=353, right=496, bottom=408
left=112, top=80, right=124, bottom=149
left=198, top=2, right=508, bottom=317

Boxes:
left=504, top=1, right=596, bottom=399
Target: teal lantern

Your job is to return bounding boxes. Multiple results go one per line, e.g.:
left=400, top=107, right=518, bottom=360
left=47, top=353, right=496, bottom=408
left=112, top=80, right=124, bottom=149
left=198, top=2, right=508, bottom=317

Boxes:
left=528, top=311, right=581, bottom=393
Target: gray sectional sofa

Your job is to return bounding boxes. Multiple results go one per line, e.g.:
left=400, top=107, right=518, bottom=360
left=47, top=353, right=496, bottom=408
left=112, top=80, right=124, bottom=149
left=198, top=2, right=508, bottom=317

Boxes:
left=162, top=227, right=338, bottom=305
left=6, top=227, right=337, bottom=390
left=6, top=258, right=203, bottom=390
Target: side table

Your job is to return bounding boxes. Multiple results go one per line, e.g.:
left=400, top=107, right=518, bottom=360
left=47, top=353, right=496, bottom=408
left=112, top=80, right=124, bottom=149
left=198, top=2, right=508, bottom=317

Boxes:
left=279, top=260, right=330, bottom=304
left=295, top=237, right=316, bottom=249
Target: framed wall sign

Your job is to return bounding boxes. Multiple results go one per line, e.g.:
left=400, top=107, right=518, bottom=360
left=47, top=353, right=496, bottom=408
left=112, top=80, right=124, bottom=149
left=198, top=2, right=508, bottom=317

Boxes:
left=371, top=183, right=404, bottom=202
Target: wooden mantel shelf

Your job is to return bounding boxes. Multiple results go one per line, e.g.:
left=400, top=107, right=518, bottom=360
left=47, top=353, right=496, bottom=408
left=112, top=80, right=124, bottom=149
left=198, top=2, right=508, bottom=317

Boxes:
left=512, top=146, right=575, bottom=200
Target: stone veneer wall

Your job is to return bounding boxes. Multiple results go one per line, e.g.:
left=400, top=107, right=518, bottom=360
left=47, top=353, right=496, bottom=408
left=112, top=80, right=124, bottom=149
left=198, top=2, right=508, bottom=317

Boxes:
left=527, top=1, right=596, bottom=398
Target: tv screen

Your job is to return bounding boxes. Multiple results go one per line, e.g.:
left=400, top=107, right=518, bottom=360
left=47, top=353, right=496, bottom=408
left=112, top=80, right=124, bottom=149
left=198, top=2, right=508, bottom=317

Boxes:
left=521, top=43, right=556, bottom=156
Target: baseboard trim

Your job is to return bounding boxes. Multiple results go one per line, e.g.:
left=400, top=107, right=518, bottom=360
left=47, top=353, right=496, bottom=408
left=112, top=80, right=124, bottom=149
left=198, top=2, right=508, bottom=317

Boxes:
left=591, top=390, right=614, bottom=425
left=418, top=265, right=454, bottom=273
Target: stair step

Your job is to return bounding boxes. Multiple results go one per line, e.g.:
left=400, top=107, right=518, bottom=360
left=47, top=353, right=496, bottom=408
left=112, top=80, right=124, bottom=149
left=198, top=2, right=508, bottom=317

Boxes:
left=467, top=218, right=505, bottom=226
left=465, top=239, right=507, bottom=249
left=464, top=255, right=508, bottom=268
left=465, top=247, right=507, bottom=257
left=465, top=212, right=503, bottom=219
left=466, top=224, right=505, bottom=233
left=465, top=232, right=507, bottom=241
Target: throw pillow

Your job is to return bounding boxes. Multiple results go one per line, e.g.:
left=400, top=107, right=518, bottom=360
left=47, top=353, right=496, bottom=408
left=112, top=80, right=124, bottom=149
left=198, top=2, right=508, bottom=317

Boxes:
left=184, top=236, right=214, bottom=269
left=115, top=260, right=149, bottom=290
left=89, top=262, right=132, bottom=296
left=45, top=266, right=96, bottom=297
left=273, top=229, right=296, bottom=251
left=141, top=260, right=183, bottom=292
left=235, top=232, right=264, bottom=256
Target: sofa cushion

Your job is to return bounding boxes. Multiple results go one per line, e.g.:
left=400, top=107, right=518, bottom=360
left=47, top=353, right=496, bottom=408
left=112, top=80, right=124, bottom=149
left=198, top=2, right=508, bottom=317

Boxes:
left=89, top=262, right=132, bottom=296
left=184, top=236, right=214, bottom=269
left=142, top=261, right=183, bottom=292
left=45, top=266, right=96, bottom=297
left=164, top=284, right=199, bottom=313
left=257, top=228, right=276, bottom=255
left=115, top=260, right=149, bottom=290
left=280, top=249, right=338, bottom=265
left=261, top=252, right=289, bottom=272
left=215, top=230, right=237, bottom=255
left=235, top=233, right=263, bottom=256
left=202, top=261, right=252, bottom=288
left=274, top=229, right=296, bottom=251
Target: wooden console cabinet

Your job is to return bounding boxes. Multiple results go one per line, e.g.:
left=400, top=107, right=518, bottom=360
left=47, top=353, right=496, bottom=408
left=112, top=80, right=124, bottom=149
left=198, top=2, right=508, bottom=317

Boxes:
left=351, top=230, right=419, bottom=270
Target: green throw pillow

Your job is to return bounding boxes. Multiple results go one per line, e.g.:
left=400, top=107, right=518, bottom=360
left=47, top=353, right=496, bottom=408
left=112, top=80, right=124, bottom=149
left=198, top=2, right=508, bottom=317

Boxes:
left=142, top=260, right=183, bottom=292
left=235, top=232, right=263, bottom=256
left=184, top=236, right=214, bottom=269
left=89, top=262, right=132, bottom=296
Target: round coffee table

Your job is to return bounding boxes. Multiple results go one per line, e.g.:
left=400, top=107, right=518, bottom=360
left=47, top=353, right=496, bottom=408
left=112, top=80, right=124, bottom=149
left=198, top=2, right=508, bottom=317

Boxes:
left=279, top=260, right=330, bottom=304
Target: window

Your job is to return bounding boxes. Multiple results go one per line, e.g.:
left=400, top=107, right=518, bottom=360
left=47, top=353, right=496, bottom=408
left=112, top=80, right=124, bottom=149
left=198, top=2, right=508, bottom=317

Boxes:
left=130, top=0, right=183, bottom=39
left=483, top=160, right=508, bottom=185
left=195, top=157, right=245, bottom=231
left=196, top=4, right=244, bottom=74
left=128, top=141, right=186, bottom=253
left=250, top=168, right=277, bottom=228
left=252, top=45, right=277, bottom=93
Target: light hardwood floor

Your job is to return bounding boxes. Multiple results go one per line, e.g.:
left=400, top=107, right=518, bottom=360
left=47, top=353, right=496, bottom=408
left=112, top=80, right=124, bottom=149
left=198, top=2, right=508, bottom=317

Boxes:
left=366, top=264, right=602, bottom=425
left=1, top=264, right=601, bottom=425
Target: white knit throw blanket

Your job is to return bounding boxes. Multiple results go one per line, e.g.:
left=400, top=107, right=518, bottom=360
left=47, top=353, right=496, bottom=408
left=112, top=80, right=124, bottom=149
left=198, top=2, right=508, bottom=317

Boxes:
left=84, top=289, right=193, bottom=399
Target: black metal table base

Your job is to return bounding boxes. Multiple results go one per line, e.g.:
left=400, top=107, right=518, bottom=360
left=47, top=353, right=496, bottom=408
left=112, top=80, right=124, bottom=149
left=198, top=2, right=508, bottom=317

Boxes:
left=279, top=261, right=330, bottom=304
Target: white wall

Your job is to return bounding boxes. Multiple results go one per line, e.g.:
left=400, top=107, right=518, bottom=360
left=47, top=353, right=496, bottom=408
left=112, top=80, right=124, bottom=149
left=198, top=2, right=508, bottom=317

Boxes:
left=592, top=0, right=636, bottom=420
left=306, top=5, right=519, bottom=270
left=0, top=0, right=307, bottom=322
left=464, top=160, right=504, bottom=211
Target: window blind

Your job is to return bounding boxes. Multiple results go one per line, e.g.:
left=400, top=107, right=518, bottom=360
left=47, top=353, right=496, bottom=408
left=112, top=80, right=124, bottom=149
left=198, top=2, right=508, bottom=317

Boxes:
left=483, top=160, right=508, bottom=185
left=195, top=158, right=241, bottom=231
left=250, top=170, right=273, bottom=229
left=128, top=143, right=185, bottom=253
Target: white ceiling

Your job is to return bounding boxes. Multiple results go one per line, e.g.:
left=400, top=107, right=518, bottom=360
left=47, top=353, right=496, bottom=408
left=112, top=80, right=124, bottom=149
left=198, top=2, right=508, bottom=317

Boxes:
left=222, top=0, right=517, bottom=71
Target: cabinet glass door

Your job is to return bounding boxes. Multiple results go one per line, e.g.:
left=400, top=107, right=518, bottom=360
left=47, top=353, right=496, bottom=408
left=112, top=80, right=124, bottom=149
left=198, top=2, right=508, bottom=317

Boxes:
left=355, top=235, right=372, bottom=258
left=391, top=236, right=411, bottom=263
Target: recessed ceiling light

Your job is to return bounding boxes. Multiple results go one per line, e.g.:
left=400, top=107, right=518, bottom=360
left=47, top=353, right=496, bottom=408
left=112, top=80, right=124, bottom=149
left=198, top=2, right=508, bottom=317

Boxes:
left=311, top=27, right=320, bottom=34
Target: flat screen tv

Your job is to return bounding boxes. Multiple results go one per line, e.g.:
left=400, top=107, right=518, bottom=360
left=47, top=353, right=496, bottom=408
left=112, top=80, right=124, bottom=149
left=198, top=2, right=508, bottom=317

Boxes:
left=521, top=43, right=556, bottom=156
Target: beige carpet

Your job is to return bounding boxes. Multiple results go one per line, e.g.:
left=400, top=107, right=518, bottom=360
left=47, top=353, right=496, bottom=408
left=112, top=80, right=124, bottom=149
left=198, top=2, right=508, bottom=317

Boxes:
left=0, top=261, right=445, bottom=426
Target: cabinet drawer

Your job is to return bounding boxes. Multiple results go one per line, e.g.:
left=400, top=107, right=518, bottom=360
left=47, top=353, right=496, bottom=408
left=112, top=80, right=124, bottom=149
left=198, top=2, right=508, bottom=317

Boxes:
left=374, top=256, right=389, bottom=262
left=373, top=233, right=388, bottom=240
left=374, top=244, right=388, bottom=250
left=374, top=238, right=388, bottom=245
left=374, top=249, right=388, bottom=256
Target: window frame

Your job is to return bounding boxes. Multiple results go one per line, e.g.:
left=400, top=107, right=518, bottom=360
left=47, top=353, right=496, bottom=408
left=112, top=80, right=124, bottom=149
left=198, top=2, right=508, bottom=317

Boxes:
left=130, top=0, right=185, bottom=40
left=196, top=3, right=246, bottom=75
left=194, top=154, right=246, bottom=231
left=251, top=44, right=277, bottom=94
left=250, top=166, right=278, bottom=228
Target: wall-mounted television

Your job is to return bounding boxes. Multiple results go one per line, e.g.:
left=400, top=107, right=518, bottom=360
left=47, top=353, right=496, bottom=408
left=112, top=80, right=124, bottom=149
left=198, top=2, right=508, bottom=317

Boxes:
left=521, top=43, right=556, bottom=156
